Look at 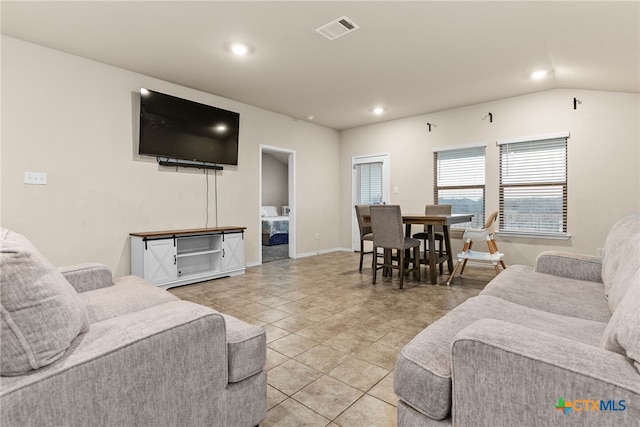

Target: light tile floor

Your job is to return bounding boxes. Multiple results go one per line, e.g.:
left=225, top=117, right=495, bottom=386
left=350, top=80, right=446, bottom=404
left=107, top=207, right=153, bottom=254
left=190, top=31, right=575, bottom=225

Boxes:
left=169, top=251, right=494, bottom=427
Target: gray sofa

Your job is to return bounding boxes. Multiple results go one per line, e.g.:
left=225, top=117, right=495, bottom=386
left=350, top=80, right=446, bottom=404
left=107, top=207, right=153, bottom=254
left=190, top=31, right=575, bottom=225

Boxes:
left=0, top=228, right=266, bottom=426
left=394, top=214, right=640, bottom=426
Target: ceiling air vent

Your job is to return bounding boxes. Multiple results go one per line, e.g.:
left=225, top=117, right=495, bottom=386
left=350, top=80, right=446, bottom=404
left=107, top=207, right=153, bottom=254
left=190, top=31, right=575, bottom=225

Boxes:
left=315, top=16, right=359, bottom=40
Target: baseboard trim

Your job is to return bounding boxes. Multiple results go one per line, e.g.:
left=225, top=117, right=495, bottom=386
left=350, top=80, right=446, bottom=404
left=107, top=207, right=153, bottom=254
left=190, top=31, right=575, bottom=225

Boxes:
left=248, top=247, right=354, bottom=266
left=296, top=247, right=351, bottom=259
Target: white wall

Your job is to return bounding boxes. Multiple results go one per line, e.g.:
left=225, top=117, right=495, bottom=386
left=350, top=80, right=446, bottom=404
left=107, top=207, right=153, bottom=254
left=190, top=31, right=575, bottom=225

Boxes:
left=1, top=36, right=340, bottom=277
left=261, top=153, right=288, bottom=212
left=340, top=89, right=640, bottom=266
left=4, top=37, right=638, bottom=275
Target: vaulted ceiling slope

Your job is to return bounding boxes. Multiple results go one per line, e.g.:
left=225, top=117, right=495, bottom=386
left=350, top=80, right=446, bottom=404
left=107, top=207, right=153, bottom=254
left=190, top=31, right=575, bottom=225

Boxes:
left=2, top=1, right=638, bottom=130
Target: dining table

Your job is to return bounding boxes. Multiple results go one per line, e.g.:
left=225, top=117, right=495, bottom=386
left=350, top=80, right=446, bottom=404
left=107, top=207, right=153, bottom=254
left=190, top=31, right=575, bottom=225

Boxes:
left=401, top=213, right=474, bottom=284
left=364, top=212, right=474, bottom=285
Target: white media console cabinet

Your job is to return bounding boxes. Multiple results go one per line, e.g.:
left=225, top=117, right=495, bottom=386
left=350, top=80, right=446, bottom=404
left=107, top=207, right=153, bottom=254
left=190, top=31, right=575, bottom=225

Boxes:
left=130, top=227, right=246, bottom=289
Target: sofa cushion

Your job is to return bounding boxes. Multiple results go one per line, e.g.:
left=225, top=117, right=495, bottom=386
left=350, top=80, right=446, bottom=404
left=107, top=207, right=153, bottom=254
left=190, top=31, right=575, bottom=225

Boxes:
left=602, top=214, right=640, bottom=312
left=394, top=295, right=607, bottom=420
left=79, top=275, right=179, bottom=323
left=1, top=232, right=89, bottom=376
left=221, top=314, right=266, bottom=383
left=59, top=263, right=113, bottom=293
left=602, top=269, right=640, bottom=373
left=479, top=264, right=610, bottom=322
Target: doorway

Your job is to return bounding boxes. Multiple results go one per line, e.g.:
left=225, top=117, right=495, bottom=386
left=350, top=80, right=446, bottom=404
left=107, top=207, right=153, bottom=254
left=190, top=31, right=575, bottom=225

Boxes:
left=352, top=153, right=390, bottom=251
left=260, top=145, right=296, bottom=263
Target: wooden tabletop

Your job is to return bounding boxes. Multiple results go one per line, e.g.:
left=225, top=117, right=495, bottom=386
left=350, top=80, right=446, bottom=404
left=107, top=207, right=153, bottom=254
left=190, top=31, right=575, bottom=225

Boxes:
left=400, top=213, right=474, bottom=226
left=130, top=226, right=246, bottom=238
left=362, top=213, right=473, bottom=226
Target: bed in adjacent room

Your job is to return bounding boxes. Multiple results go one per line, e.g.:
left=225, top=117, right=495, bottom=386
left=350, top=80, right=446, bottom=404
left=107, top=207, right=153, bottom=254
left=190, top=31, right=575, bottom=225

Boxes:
left=261, top=206, right=289, bottom=246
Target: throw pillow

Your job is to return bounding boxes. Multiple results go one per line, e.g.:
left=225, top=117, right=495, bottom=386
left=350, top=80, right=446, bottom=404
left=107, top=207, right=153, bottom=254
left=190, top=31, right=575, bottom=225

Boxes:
left=1, top=232, right=89, bottom=376
left=601, top=273, right=640, bottom=374
left=607, top=267, right=639, bottom=315
left=602, top=215, right=640, bottom=308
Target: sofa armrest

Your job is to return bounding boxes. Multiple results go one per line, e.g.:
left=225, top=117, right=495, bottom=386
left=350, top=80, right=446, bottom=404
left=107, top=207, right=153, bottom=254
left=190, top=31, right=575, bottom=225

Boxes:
left=59, top=263, right=113, bottom=292
left=535, top=251, right=603, bottom=282
left=1, top=301, right=230, bottom=426
left=452, top=319, right=639, bottom=427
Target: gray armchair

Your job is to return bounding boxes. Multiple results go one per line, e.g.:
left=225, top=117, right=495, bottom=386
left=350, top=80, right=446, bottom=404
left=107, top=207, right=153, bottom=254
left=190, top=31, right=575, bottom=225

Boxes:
left=1, top=228, right=266, bottom=427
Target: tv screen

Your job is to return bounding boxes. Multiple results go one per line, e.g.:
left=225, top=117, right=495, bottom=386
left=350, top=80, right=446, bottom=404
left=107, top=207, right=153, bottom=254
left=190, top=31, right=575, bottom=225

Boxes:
left=139, top=88, right=240, bottom=166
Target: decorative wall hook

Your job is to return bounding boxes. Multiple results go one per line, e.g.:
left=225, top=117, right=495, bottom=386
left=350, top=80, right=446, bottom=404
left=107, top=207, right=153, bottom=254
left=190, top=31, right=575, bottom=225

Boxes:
left=427, top=122, right=437, bottom=132
left=573, top=97, right=582, bottom=110
left=482, top=112, right=493, bottom=123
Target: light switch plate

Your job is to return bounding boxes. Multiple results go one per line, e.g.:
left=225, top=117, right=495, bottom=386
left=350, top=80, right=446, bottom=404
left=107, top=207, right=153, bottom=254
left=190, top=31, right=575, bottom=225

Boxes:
left=24, top=172, right=47, bottom=185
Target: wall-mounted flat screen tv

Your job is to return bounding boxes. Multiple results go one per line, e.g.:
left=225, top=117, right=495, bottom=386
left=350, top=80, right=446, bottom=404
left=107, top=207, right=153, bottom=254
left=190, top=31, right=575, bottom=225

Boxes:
left=139, top=88, right=240, bottom=166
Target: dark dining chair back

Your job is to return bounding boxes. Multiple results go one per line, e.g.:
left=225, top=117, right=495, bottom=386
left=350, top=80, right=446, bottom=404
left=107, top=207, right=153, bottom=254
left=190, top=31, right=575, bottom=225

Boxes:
left=370, top=205, right=404, bottom=249
left=413, top=204, right=452, bottom=275
left=369, top=205, right=421, bottom=289
left=354, top=205, right=374, bottom=271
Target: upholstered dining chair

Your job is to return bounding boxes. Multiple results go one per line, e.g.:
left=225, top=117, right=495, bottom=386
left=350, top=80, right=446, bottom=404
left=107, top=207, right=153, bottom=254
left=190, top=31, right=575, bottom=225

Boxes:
left=354, top=204, right=374, bottom=271
left=369, top=205, right=421, bottom=289
left=413, top=204, right=452, bottom=275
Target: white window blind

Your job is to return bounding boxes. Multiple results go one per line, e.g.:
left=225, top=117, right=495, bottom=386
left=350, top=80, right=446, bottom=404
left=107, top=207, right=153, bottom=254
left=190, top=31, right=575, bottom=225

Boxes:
left=499, top=134, right=568, bottom=236
left=433, top=145, right=486, bottom=228
left=354, top=162, right=383, bottom=205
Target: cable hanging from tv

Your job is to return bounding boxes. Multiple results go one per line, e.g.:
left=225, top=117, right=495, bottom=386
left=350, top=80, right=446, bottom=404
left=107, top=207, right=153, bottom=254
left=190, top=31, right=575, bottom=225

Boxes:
left=157, top=157, right=223, bottom=171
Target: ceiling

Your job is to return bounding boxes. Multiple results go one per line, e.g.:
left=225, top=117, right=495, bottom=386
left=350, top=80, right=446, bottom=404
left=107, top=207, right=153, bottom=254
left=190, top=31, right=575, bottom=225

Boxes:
left=2, top=1, right=638, bottom=130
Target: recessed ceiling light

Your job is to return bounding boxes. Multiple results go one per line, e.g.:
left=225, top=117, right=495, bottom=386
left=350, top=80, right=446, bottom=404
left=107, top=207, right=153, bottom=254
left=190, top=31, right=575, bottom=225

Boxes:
left=228, top=42, right=251, bottom=57
left=372, top=106, right=386, bottom=115
left=531, top=70, right=548, bottom=80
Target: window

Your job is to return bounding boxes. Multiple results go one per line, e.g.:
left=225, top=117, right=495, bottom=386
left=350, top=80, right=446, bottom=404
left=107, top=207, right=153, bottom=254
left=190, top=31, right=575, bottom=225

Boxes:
left=433, top=144, right=486, bottom=228
left=498, top=133, right=568, bottom=236
left=353, top=161, right=384, bottom=205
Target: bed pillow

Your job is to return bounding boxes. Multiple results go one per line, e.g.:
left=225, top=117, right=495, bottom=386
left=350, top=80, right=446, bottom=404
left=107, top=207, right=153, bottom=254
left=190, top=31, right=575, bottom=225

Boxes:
left=261, top=206, right=279, bottom=217
left=1, top=231, right=89, bottom=376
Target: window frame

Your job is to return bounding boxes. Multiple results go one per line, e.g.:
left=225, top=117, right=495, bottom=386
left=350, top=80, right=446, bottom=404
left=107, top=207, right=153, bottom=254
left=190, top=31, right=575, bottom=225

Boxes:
left=433, top=143, right=487, bottom=229
left=497, top=132, right=570, bottom=239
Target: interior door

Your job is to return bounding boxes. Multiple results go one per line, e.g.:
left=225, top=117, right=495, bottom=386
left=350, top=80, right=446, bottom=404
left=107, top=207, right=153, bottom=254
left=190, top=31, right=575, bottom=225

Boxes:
left=352, top=153, right=390, bottom=250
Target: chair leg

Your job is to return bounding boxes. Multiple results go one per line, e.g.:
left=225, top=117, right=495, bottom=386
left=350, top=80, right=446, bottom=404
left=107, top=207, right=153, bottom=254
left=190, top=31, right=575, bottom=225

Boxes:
left=359, top=240, right=364, bottom=272
left=399, top=250, right=405, bottom=289
left=383, top=249, right=390, bottom=277
left=459, top=241, right=473, bottom=276
left=413, top=246, right=420, bottom=282
left=438, top=238, right=444, bottom=276
left=460, top=259, right=469, bottom=276
left=372, top=247, right=377, bottom=270
left=372, top=246, right=378, bottom=284
left=488, top=238, right=507, bottom=270
left=447, top=259, right=462, bottom=285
